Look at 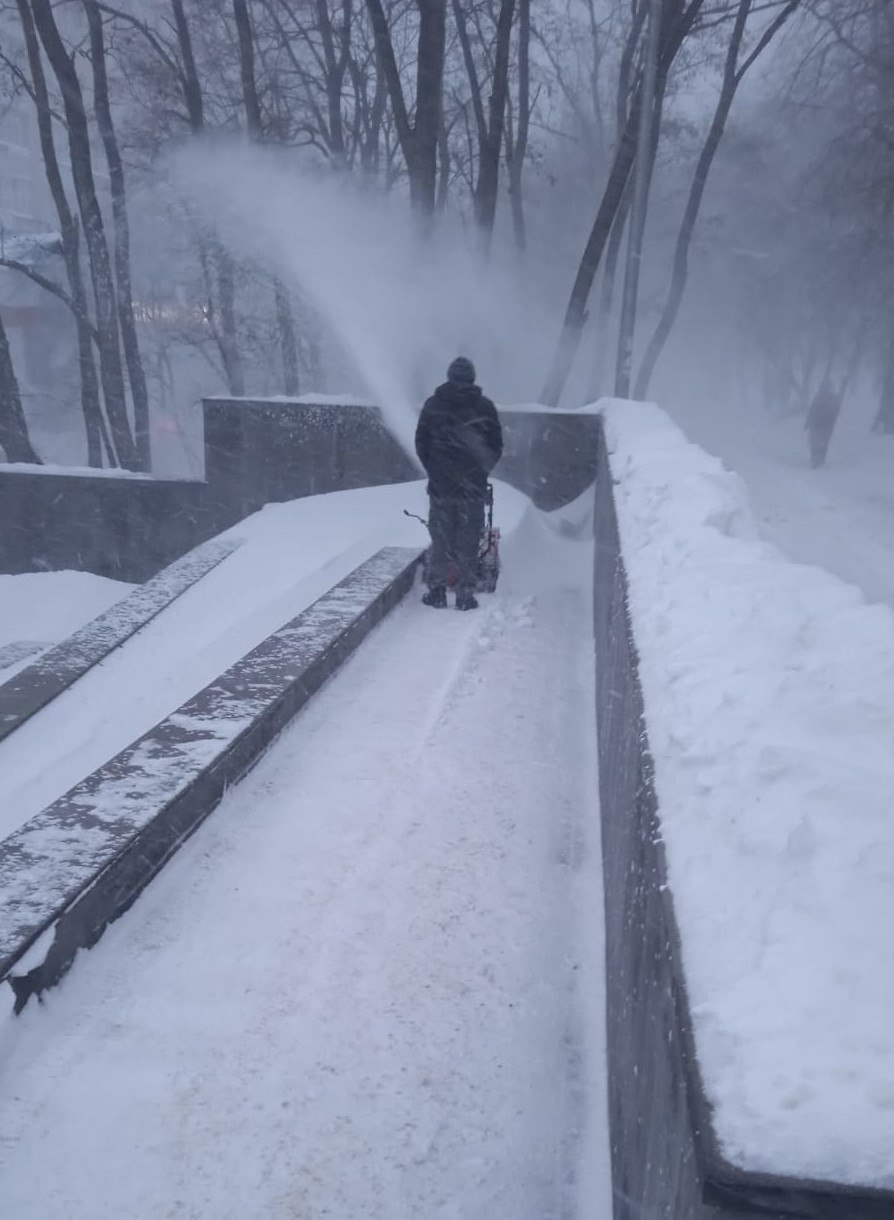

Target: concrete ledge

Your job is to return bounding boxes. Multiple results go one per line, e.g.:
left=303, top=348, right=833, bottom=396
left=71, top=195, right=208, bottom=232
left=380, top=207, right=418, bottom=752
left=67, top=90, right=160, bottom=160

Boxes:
left=0, top=641, right=43, bottom=674
left=593, top=418, right=894, bottom=1218
left=0, top=546, right=422, bottom=1011
left=0, top=538, right=240, bottom=745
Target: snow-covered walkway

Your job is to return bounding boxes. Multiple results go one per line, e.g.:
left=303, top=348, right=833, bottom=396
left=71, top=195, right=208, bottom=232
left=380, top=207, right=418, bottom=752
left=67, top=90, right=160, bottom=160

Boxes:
left=0, top=511, right=610, bottom=1218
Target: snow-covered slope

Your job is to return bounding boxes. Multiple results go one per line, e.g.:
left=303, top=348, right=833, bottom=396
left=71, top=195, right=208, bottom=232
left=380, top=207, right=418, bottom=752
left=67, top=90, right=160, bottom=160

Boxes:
left=0, top=571, right=134, bottom=679
left=0, top=481, right=527, bottom=842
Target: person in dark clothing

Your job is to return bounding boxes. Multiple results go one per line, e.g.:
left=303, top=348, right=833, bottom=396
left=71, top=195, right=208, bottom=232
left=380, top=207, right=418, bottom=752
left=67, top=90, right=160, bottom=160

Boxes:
left=415, top=357, right=503, bottom=610
left=805, top=378, right=842, bottom=468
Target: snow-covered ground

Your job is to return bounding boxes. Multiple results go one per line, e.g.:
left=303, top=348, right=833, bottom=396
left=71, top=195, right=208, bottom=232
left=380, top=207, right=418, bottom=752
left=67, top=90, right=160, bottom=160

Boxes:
left=604, top=400, right=894, bottom=1188
left=665, top=394, right=894, bottom=610
left=0, top=570, right=134, bottom=683
left=0, top=481, right=526, bottom=842
left=0, top=500, right=610, bottom=1219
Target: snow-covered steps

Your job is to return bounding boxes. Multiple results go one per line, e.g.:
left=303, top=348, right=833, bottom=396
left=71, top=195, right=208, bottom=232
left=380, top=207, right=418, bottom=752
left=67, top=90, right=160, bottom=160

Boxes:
left=0, top=538, right=240, bottom=745
left=0, top=546, right=422, bottom=1012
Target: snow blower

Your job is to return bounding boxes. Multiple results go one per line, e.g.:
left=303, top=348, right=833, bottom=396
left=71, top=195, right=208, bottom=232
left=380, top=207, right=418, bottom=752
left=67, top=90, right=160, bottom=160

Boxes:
left=404, top=482, right=501, bottom=594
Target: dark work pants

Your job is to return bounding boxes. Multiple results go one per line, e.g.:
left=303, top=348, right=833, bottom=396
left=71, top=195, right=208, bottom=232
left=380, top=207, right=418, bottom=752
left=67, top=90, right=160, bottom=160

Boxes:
left=428, top=495, right=484, bottom=594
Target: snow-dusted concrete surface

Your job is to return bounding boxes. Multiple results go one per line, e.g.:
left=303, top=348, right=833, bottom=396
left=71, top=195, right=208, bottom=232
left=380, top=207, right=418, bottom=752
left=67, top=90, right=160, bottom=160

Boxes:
left=0, top=538, right=238, bottom=745
left=0, top=570, right=134, bottom=680
left=0, top=481, right=525, bottom=842
left=604, top=400, right=894, bottom=1188
left=0, top=505, right=609, bottom=1220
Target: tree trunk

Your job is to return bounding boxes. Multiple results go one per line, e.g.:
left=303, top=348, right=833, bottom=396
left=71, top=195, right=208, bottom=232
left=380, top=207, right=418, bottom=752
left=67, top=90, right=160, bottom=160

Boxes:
left=614, top=0, right=664, bottom=398
left=588, top=174, right=632, bottom=398
left=85, top=0, right=151, bottom=469
left=215, top=243, right=245, bottom=396
left=16, top=0, right=108, bottom=466
left=364, top=0, right=446, bottom=220
left=171, top=0, right=243, bottom=396
left=234, top=0, right=300, bottom=395
left=507, top=0, right=530, bottom=254
left=540, top=97, right=639, bottom=405
left=171, top=0, right=205, bottom=130
left=274, top=278, right=300, bottom=396
left=0, top=316, right=41, bottom=463
left=541, top=0, right=706, bottom=406
left=233, top=0, right=263, bottom=138
left=634, top=0, right=801, bottom=398
left=31, top=0, right=139, bottom=469
left=437, top=115, right=451, bottom=210
left=316, top=0, right=351, bottom=164
left=411, top=0, right=446, bottom=219
left=873, top=348, right=894, bottom=433
left=473, top=0, right=516, bottom=248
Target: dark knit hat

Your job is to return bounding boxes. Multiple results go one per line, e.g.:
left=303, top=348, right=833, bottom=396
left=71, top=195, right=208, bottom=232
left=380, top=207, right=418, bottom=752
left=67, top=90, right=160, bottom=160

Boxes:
left=447, top=356, right=476, bottom=385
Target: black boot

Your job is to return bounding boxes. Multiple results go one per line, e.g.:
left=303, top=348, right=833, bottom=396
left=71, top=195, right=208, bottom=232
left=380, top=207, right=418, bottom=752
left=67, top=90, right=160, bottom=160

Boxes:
left=422, top=586, right=447, bottom=608
left=455, top=592, right=479, bottom=611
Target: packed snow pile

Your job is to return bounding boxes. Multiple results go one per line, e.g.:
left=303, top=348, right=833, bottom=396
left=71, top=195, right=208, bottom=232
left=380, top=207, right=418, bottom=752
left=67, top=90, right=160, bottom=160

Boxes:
left=602, top=400, right=894, bottom=1188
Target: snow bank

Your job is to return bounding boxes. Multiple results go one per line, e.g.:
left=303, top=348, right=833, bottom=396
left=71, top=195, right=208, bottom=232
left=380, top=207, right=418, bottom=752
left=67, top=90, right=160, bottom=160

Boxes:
left=0, top=571, right=133, bottom=659
left=601, top=400, right=894, bottom=1188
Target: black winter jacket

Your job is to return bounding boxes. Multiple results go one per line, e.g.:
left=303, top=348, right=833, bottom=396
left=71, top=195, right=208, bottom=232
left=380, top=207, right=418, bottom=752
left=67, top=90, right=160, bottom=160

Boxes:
left=415, top=382, right=503, bottom=498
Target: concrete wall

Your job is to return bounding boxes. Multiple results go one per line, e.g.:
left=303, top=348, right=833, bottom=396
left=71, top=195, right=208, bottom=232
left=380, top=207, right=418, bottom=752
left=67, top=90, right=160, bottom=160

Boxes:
left=0, top=469, right=223, bottom=582
left=593, top=419, right=724, bottom=1220
left=496, top=407, right=600, bottom=511
left=1, top=398, right=602, bottom=579
left=203, top=398, right=420, bottom=518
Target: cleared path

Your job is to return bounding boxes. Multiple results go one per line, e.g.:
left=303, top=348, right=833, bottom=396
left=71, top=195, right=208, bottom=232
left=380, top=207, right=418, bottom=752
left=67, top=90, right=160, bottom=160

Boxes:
left=0, top=508, right=610, bottom=1219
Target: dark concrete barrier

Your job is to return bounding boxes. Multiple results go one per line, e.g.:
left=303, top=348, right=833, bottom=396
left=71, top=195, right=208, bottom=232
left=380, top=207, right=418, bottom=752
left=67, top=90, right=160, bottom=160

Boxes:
left=204, top=397, right=601, bottom=514
left=202, top=397, right=420, bottom=517
left=496, top=406, right=600, bottom=510
left=0, top=538, right=238, bottom=745
left=0, top=546, right=422, bottom=1012
left=1, top=398, right=601, bottom=579
left=0, top=466, right=226, bottom=581
left=593, top=417, right=894, bottom=1218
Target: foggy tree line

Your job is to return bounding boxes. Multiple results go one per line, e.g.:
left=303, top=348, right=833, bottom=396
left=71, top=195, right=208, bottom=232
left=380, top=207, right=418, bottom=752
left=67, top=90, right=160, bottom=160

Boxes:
left=0, top=0, right=891, bottom=469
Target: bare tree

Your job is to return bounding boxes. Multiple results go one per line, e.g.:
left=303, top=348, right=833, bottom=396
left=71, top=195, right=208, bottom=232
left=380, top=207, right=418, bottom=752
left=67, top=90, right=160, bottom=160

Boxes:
left=364, top=0, right=447, bottom=219
left=542, top=0, right=707, bottom=407
left=0, top=315, right=41, bottom=463
left=172, top=0, right=245, bottom=395
left=452, top=0, right=516, bottom=249
left=9, top=0, right=108, bottom=465
left=233, top=0, right=300, bottom=394
left=84, top=0, right=151, bottom=466
left=504, top=0, right=530, bottom=252
left=30, top=0, right=140, bottom=468
left=634, top=0, right=802, bottom=399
